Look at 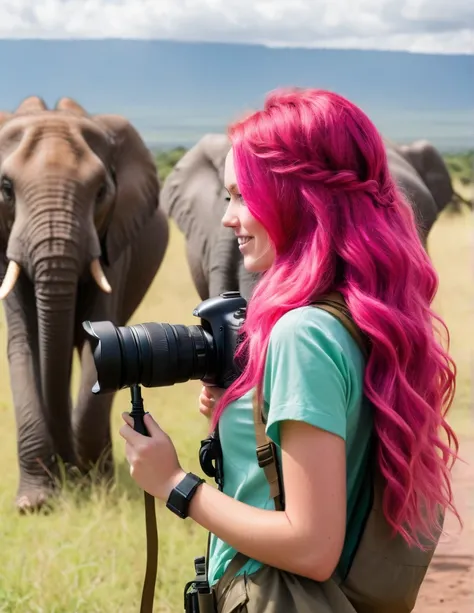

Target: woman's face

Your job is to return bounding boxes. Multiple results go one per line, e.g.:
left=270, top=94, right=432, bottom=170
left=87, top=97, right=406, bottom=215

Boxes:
left=222, top=148, right=275, bottom=273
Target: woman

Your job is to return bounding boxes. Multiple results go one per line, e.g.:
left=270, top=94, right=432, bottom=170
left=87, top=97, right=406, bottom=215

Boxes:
left=120, top=88, right=460, bottom=610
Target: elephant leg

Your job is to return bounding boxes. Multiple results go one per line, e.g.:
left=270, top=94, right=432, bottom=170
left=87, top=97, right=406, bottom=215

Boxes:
left=3, top=279, right=62, bottom=512
left=73, top=340, right=116, bottom=481
left=73, top=207, right=169, bottom=475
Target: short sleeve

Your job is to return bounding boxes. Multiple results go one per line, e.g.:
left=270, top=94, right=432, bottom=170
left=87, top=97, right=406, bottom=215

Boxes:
left=263, top=308, right=352, bottom=447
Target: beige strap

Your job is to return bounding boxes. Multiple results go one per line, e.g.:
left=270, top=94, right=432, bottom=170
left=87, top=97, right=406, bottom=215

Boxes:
left=252, top=391, right=284, bottom=511
left=140, top=491, right=158, bottom=613
left=311, top=292, right=369, bottom=358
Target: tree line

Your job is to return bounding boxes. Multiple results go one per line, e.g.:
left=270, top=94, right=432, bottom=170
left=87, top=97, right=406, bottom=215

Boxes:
left=154, top=147, right=473, bottom=186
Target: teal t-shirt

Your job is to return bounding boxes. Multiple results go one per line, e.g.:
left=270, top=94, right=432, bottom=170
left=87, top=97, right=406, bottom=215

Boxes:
left=207, top=306, right=373, bottom=586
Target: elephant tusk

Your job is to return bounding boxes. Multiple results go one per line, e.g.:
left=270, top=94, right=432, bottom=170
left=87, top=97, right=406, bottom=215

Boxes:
left=0, top=260, right=21, bottom=299
left=90, top=258, right=112, bottom=293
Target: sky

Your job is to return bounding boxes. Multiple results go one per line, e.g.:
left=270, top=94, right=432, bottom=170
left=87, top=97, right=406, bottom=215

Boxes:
left=0, top=0, right=473, bottom=55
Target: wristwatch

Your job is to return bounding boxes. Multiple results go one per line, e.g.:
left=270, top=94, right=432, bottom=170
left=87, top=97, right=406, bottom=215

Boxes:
left=166, top=472, right=205, bottom=519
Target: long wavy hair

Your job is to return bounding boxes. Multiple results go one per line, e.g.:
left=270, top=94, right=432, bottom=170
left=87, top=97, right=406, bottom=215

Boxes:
left=211, top=87, right=460, bottom=547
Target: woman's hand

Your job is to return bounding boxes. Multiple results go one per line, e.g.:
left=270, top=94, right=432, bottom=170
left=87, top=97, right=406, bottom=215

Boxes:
left=198, top=385, right=225, bottom=419
left=119, top=412, right=186, bottom=501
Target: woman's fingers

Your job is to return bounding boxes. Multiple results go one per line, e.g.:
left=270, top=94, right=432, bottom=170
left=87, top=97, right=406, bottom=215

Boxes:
left=199, top=386, right=215, bottom=417
left=198, top=385, right=226, bottom=418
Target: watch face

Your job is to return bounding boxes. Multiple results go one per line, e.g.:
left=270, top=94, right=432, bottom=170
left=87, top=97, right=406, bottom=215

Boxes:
left=166, top=473, right=204, bottom=519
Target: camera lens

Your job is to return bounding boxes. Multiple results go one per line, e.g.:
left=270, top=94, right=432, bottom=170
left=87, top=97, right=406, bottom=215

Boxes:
left=82, top=320, right=216, bottom=393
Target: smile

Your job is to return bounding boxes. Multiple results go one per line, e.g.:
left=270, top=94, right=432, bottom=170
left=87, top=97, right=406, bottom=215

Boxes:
left=237, top=237, right=252, bottom=246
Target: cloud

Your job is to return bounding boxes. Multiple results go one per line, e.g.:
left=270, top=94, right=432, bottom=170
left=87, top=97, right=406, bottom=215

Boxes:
left=0, top=0, right=472, bottom=54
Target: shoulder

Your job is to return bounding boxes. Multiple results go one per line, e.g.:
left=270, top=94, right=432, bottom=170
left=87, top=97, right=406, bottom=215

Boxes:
left=263, top=306, right=365, bottom=443
left=269, top=306, right=364, bottom=366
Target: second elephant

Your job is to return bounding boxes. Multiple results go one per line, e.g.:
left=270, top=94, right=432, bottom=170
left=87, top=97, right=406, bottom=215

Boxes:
left=160, top=134, right=258, bottom=302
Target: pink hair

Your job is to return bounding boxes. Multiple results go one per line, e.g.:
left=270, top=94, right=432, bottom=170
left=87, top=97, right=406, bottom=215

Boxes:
left=211, top=87, right=460, bottom=547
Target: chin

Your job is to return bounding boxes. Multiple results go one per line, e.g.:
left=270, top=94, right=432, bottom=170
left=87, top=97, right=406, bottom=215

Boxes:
left=243, top=262, right=257, bottom=273
left=243, top=258, right=270, bottom=274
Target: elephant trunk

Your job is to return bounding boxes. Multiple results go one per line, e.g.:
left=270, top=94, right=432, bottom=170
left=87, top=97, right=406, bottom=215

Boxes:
left=35, top=255, right=78, bottom=465
left=209, top=224, right=259, bottom=302
left=24, top=191, right=85, bottom=466
left=209, top=225, right=240, bottom=298
left=237, top=259, right=260, bottom=303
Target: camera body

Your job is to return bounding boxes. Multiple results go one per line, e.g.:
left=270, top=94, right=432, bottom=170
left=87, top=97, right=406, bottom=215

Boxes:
left=82, top=291, right=247, bottom=394
left=193, top=291, right=246, bottom=389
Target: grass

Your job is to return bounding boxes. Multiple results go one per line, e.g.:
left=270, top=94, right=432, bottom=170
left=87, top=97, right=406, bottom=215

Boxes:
left=443, top=151, right=473, bottom=187
left=0, top=181, right=472, bottom=612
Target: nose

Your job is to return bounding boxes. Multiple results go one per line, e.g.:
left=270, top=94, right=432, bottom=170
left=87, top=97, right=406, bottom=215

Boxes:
left=221, top=200, right=239, bottom=228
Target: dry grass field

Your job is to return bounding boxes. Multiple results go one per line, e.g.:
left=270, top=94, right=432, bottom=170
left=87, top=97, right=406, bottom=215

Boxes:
left=0, top=181, right=472, bottom=612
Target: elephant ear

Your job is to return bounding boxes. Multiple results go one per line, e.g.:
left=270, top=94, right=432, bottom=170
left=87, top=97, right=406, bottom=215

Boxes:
left=200, top=133, right=231, bottom=180
left=161, top=133, right=231, bottom=235
left=160, top=133, right=232, bottom=298
left=0, top=111, right=13, bottom=253
left=91, top=114, right=160, bottom=267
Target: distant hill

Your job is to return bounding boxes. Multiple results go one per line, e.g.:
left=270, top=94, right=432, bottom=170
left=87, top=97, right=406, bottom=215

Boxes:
left=1, top=39, right=473, bottom=152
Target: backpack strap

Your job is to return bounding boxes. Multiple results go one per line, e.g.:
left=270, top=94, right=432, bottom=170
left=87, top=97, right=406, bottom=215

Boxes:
left=311, top=292, right=370, bottom=359
left=253, top=390, right=285, bottom=511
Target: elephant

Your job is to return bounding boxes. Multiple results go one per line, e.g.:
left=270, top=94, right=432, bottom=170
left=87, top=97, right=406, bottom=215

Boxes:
left=0, top=95, right=169, bottom=512
left=384, top=137, right=471, bottom=237
left=160, top=133, right=259, bottom=303
left=161, top=133, right=470, bottom=303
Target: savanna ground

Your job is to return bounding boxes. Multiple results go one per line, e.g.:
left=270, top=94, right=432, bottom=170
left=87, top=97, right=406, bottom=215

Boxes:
left=0, top=162, right=472, bottom=611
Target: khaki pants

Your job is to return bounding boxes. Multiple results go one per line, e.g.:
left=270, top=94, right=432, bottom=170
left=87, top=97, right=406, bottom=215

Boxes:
left=204, top=565, right=357, bottom=613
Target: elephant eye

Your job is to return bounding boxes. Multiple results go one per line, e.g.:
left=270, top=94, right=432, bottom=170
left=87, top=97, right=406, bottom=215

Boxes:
left=96, top=182, right=107, bottom=204
left=0, top=176, right=15, bottom=205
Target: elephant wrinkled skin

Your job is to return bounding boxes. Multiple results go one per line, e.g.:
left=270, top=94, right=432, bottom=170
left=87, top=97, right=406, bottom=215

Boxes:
left=161, top=133, right=469, bottom=303
left=0, top=96, right=169, bottom=512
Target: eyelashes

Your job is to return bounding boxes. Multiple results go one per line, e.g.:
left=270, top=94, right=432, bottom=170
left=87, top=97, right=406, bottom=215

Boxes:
left=225, top=194, right=244, bottom=203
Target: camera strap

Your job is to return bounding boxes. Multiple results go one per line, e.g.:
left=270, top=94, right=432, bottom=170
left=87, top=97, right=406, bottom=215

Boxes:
left=203, top=422, right=224, bottom=579
left=140, top=492, right=159, bottom=613
left=134, top=402, right=225, bottom=613
left=128, top=385, right=159, bottom=613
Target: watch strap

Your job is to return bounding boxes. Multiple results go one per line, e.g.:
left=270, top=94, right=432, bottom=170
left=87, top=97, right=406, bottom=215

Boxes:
left=166, top=472, right=205, bottom=519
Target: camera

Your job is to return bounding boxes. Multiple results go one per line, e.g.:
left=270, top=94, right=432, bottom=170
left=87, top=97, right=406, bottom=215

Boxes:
left=82, top=291, right=247, bottom=394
